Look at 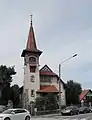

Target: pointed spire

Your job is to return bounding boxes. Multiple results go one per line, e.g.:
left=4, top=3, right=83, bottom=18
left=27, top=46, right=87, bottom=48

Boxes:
left=26, top=15, right=37, bottom=51
left=30, top=14, right=32, bottom=26
left=21, top=16, right=42, bottom=57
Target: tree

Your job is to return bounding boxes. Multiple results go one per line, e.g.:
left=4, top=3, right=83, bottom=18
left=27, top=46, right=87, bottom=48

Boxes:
left=44, top=93, right=58, bottom=110
left=35, top=96, right=45, bottom=111
left=1, top=85, right=13, bottom=105
left=11, top=84, right=20, bottom=107
left=0, top=65, right=16, bottom=85
left=66, top=80, right=82, bottom=105
left=35, top=93, right=58, bottom=111
left=0, top=65, right=16, bottom=105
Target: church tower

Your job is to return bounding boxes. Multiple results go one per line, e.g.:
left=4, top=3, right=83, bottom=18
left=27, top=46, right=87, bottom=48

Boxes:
left=21, top=17, right=42, bottom=108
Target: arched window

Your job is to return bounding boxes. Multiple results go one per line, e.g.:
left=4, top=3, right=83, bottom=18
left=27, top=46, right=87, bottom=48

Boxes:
left=29, top=57, right=36, bottom=63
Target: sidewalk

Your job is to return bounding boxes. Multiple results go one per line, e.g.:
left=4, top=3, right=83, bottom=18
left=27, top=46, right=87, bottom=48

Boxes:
left=32, top=113, right=61, bottom=118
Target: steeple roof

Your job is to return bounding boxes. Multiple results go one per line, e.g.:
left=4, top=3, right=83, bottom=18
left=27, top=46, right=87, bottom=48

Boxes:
left=21, top=17, right=42, bottom=57
left=26, top=21, right=37, bottom=51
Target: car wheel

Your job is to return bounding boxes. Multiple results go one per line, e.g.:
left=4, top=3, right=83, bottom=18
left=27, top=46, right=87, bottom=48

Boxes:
left=70, top=112, right=73, bottom=116
left=77, top=111, right=79, bottom=115
left=25, top=116, right=30, bottom=120
left=84, top=111, right=86, bottom=114
left=4, top=117, right=10, bottom=120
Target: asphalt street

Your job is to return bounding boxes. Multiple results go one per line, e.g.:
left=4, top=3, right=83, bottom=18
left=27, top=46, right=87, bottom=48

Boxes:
left=32, top=113, right=92, bottom=120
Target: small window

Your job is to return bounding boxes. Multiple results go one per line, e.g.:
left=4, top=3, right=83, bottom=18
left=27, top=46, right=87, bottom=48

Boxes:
left=30, top=75, right=35, bottom=82
left=31, top=89, right=35, bottom=97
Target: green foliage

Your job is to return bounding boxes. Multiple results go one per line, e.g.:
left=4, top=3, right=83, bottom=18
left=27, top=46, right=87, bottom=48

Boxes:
left=0, top=65, right=16, bottom=105
left=66, top=80, right=82, bottom=105
left=0, top=65, right=16, bottom=85
left=35, top=96, right=45, bottom=110
left=35, top=93, right=58, bottom=111
left=11, top=84, right=20, bottom=107
left=44, top=93, right=58, bottom=110
left=1, top=86, right=13, bottom=105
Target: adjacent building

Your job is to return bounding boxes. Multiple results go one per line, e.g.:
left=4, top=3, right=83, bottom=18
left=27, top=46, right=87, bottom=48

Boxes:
left=21, top=19, right=66, bottom=109
left=80, top=89, right=92, bottom=107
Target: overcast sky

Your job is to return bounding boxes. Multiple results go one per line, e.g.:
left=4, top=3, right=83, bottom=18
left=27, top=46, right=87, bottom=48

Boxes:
left=0, top=0, right=92, bottom=89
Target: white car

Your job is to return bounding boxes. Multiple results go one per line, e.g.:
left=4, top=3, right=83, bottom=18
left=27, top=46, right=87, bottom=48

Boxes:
left=0, top=108, right=31, bottom=120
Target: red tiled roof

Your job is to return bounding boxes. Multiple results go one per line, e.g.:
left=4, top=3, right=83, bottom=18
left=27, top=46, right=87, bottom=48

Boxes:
left=21, top=22, right=42, bottom=57
left=80, top=90, right=89, bottom=101
left=26, top=23, right=37, bottom=51
left=40, top=86, right=50, bottom=90
left=37, top=85, right=60, bottom=93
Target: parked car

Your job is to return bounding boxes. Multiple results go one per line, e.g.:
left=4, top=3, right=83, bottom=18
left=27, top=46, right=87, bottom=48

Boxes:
left=78, top=106, right=91, bottom=114
left=61, top=106, right=79, bottom=115
left=0, top=108, right=31, bottom=120
left=0, top=105, right=6, bottom=113
left=89, top=106, right=92, bottom=112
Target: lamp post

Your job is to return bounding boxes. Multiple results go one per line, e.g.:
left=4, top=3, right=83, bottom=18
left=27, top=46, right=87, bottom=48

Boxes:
left=58, top=54, right=77, bottom=113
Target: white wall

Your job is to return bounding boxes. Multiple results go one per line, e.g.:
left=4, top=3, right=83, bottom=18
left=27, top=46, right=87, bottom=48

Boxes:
left=51, top=76, right=66, bottom=106
left=24, top=63, right=40, bottom=103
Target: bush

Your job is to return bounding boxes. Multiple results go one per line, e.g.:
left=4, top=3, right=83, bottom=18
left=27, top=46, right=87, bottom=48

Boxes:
left=35, top=93, right=58, bottom=111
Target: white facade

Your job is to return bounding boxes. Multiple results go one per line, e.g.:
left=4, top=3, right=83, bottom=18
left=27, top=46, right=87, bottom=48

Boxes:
left=23, top=55, right=40, bottom=108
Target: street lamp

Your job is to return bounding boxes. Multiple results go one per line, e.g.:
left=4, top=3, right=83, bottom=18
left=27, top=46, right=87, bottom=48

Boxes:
left=58, top=54, right=77, bottom=113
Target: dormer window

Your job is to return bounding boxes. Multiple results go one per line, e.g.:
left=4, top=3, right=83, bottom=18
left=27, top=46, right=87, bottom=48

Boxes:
left=29, top=56, right=36, bottom=64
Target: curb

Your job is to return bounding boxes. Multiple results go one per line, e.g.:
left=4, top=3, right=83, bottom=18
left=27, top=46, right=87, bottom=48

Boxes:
left=32, top=114, right=61, bottom=118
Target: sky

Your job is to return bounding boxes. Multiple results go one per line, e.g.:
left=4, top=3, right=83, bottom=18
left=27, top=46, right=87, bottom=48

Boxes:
left=0, top=0, right=92, bottom=89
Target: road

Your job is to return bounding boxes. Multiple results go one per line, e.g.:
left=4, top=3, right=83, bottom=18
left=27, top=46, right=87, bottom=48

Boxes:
left=32, top=113, right=92, bottom=120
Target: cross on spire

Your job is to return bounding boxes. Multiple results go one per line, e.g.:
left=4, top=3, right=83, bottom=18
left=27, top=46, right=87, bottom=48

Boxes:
left=30, top=14, right=33, bottom=26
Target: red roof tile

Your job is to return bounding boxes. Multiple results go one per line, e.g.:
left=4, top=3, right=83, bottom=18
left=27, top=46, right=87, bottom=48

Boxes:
left=21, top=21, right=42, bottom=57
left=37, top=85, right=60, bottom=93
left=26, top=23, right=37, bottom=51
left=80, top=90, right=89, bottom=101
left=40, top=65, right=57, bottom=76
left=40, top=86, right=50, bottom=90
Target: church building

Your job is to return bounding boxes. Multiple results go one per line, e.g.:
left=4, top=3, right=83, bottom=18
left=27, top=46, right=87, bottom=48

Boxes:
left=21, top=18, right=66, bottom=109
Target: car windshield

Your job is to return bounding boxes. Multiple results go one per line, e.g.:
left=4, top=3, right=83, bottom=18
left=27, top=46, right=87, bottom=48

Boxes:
left=2, top=109, right=13, bottom=114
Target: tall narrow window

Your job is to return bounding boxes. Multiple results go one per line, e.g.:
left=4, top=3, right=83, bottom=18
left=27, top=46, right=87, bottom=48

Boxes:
left=30, top=75, right=35, bottom=82
left=30, top=66, right=36, bottom=72
left=31, top=90, right=35, bottom=97
left=24, top=58, right=26, bottom=65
